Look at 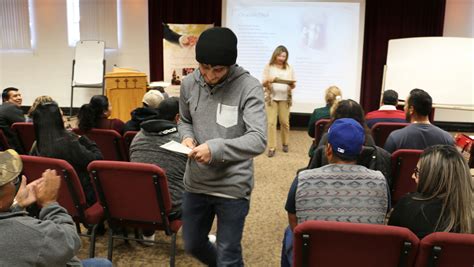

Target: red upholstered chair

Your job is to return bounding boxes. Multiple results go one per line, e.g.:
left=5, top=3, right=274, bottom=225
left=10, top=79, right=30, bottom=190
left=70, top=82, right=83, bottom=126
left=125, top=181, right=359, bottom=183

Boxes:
left=415, top=232, right=474, bottom=267
left=73, top=128, right=127, bottom=161
left=11, top=122, right=35, bottom=153
left=123, top=130, right=138, bottom=158
left=313, top=119, right=330, bottom=147
left=391, top=149, right=423, bottom=206
left=0, top=128, right=11, bottom=151
left=20, top=155, right=103, bottom=258
left=371, top=122, right=409, bottom=148
left=88, top=161, right=182, bottom=266
left=293, top=220, right=419, bottom=267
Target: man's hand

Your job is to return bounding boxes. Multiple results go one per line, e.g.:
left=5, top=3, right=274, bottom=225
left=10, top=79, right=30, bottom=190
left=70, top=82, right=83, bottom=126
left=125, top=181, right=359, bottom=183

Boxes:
left=34, top=169, right=61, bottom=207
left=289, top=82, right=296, bottom=90
left=182, top=137, right=196, bottom=149
left=15, top=175, right=40, bottom=208
left=189, top=143, right=212, bottom=164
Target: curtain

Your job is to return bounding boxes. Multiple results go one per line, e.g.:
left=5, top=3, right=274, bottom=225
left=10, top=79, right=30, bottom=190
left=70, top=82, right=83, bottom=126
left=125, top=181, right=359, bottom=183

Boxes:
left=360, top=0, right=446, bottom=113
left=79, top=0, right=118, bottom=49
left=148, top=0, right=222, bottom=81
left=0, top=0, right=31, bottom=49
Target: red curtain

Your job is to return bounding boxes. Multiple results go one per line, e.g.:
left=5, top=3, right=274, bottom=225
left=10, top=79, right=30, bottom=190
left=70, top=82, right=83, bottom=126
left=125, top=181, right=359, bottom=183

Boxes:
left=148, top=0, right=222, bottom=81
left=360, top=0, right=446, bottom=113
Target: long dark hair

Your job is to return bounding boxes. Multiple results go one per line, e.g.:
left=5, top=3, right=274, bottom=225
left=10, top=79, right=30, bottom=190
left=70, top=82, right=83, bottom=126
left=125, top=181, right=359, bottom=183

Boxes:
left=33, top=102, right=71, bottom=156
left=78, top=95, right=109, bottom=132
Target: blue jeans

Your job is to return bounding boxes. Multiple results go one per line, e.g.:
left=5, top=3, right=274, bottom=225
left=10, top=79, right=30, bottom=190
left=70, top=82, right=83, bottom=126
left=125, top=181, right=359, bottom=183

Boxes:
left=281, top=226, right=293, bottom=267
left=81, top=258, right=113, bottom=267
left=183, top=192, right=250, bottom=267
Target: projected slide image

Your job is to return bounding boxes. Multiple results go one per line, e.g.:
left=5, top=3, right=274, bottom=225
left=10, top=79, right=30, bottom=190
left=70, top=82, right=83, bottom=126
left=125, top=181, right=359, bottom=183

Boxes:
left=300, top=13, right=327, bottom=51
left=226, top=1, right=363, bottom=113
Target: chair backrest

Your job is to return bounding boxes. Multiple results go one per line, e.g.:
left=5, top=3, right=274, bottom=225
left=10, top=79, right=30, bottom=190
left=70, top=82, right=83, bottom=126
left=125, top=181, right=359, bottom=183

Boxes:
left=20, top=155, right=88, bottom=220
left=88, top=161, right=173, bottom=233
left=314, top=119, right=330, bottom=147
left=11, top=122, right=35, bottom=153
left=371, top=122, right=409, bottom=147
left=293, top=220, right=419, bottom=267
left=73, top=128, right=127, bottom=161
left=123, top=131, right=138, bottom=157
left=415, top=232, right=474, bottom=267
left=0, top=128, right=11, bottom=151
left=390, top=149, right=423, bottom=206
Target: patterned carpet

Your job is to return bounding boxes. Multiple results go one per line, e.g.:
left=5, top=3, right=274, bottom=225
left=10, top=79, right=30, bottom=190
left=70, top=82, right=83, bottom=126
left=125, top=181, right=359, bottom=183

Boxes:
left=76, top=129, right=313, bottom=266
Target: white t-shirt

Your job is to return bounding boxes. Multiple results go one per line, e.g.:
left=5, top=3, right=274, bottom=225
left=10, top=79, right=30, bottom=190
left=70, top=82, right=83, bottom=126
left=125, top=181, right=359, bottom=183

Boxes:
left=263, top=64, right=295, bottom=101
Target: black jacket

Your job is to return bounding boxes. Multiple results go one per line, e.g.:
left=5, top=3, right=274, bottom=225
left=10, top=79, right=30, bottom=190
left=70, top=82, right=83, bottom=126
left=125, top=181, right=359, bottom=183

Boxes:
left=123, top=107, right=159, bottom=132
left=31, top=132, right=103, bottom=205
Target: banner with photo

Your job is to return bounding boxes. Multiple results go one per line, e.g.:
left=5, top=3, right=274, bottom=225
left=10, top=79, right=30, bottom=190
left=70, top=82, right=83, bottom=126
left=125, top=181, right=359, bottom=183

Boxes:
left=163, top=23, right=214, bottom=85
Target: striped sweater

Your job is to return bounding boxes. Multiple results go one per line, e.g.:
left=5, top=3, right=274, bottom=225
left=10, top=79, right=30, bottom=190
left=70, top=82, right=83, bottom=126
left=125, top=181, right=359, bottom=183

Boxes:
left=296, top=164, right=388, bottom=224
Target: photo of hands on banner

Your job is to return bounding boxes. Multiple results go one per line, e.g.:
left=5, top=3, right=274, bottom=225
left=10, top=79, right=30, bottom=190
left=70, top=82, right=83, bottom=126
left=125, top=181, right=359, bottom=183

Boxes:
left=163, top=23, right=214, bottom=85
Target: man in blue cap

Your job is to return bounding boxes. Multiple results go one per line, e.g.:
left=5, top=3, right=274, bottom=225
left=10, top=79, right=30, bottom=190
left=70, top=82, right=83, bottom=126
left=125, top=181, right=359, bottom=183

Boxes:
left=281, top=118, right=389, bottom=266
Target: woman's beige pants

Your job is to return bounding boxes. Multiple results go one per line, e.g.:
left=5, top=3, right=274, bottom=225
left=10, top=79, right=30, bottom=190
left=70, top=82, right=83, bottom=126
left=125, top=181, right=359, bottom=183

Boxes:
left=266, top=100, right=290, bottom=150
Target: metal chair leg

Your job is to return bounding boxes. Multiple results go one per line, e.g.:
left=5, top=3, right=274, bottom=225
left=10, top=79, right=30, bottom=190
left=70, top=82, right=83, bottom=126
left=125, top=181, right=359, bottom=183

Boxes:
left=89, top=224, right=98, bottom=258
left=107, top=228, right=114, bottom=261
left=170, top=233, right=177, bottom=267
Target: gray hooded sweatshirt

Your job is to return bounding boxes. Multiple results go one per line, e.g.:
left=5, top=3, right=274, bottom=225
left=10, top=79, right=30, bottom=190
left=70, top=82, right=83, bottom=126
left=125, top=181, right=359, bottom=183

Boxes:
left=0, top=203, right=81, bottom=266
left=178, top=65, right=267, bottom=199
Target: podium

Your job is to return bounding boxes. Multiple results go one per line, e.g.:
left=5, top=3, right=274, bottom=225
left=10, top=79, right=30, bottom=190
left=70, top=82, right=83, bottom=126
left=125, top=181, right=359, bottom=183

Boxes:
left=104, top=69, right=147, bottom=122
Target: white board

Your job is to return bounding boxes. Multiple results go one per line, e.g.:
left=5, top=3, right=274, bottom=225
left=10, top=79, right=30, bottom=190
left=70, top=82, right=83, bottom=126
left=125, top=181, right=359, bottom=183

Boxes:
left=73, top=40, right=105, bottom=86
left=385, top=37, right=474, bottom=106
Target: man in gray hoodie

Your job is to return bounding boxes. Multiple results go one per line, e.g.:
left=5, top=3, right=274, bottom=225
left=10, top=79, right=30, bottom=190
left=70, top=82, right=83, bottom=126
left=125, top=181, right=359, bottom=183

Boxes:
left=178, top=27, right=267, bottom=266
left=0, top=149, right=81, bottom=266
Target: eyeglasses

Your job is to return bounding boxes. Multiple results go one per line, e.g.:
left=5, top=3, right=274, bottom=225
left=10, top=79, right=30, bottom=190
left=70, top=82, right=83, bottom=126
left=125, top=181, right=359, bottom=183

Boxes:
left=413, top=167, right=419, bottom=178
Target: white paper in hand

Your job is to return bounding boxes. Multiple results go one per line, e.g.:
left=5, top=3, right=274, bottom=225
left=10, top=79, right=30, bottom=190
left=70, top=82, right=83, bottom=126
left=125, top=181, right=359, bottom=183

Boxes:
left=160, top=140, right=192, bottom=154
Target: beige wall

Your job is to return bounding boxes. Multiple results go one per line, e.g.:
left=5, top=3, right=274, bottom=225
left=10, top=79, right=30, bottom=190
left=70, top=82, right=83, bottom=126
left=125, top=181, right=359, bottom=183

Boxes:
left=0, top=0, right=150, bottom=108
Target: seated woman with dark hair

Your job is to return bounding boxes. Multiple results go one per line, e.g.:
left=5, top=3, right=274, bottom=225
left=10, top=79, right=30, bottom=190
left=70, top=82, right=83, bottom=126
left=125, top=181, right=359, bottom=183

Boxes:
left=78, top=95, right=124, bottom=134
left=388, top=145, right=472, bottom=238
left=31, top=102, right=103, bottom=205
left=315, top=99, right=375, bottom=148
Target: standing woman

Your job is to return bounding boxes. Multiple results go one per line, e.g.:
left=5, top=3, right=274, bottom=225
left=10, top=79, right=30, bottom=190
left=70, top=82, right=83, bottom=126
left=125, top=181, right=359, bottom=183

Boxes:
left=388, top=145, right=472, bottom=238
left=77, top=95, right=125, bottom=134
left=262, top=45, right=296, bottom=157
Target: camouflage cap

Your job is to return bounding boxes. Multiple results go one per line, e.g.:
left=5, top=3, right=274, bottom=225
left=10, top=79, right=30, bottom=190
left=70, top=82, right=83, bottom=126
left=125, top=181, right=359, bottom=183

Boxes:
left=0, top=149, right=22, bottom=187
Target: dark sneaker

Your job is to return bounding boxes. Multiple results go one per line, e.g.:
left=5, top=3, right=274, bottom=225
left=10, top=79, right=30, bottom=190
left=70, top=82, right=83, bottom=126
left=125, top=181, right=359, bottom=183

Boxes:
left=267, top=148, right=276, bottom=157
left=282, top=145, right=289, bottom=153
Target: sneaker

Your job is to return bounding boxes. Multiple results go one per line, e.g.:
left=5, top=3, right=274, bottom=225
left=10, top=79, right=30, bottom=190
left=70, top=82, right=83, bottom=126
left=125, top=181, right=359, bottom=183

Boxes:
left=141, top=233, right=155, bottom=246
left=208, top=234, right=217, bottom=244
left=267, top=148, right=276, bottom=157
left=282, top=145, right=289, bottom=153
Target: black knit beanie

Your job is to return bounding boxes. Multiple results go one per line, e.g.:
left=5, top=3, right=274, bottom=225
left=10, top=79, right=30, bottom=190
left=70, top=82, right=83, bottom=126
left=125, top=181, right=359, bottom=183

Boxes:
left=195, top=27, right=237, bottom=66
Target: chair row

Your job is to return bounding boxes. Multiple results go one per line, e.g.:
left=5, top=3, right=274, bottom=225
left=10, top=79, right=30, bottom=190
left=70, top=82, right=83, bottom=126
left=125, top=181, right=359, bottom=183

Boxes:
left=20, top=155, right=180, bottom=266
left=313, top=119, right=409, bottom=148
left=0, top=122, right=139, bottom=161
left=293, top=220, right=474, bottom=267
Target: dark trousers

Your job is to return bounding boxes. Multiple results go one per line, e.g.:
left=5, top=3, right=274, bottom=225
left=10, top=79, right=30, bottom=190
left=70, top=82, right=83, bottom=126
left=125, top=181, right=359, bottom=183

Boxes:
left=183, top=192, right=250, bottom=266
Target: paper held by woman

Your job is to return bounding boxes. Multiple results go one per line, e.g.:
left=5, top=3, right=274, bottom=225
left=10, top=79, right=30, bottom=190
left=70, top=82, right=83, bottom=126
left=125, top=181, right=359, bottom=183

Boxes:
left=273, top=77, right=296, bottom=85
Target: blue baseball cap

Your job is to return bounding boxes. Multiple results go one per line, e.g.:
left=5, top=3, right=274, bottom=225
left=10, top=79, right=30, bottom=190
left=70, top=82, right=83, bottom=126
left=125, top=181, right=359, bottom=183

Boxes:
left=328, top=118, right=365, bottom=158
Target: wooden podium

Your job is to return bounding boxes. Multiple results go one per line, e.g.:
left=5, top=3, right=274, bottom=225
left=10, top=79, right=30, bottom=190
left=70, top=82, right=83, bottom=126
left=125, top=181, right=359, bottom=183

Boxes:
left=104, top=69, right=147, bottom=122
